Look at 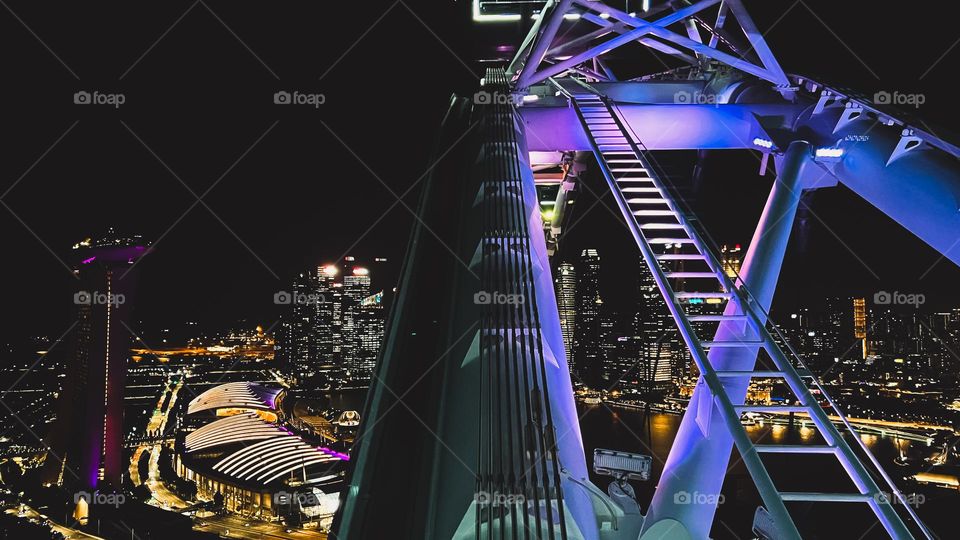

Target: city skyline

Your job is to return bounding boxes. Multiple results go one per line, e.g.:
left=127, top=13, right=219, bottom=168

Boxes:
left=2, top=2, right=959, bottom=539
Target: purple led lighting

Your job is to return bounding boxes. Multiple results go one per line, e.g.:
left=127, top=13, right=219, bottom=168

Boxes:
left=82, top=256, right=97, bottom=264
left=318, top=446, right=350, bottom=461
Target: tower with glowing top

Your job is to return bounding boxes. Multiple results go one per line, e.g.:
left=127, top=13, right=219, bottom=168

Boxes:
left=42, top=229, right=150, bottom=499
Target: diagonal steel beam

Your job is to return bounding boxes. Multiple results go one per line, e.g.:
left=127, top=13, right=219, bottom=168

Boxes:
left=723, top=0, right=789, bottom=85
left=515, top=0, right=576, bottom=88
left=546, top=21, right=620, bottom=57
left=519, top=0, right=722, bottom=87
left=580, top=12, right=698, bottom=64
left=507, top=0, right=552, bottom=75
left=708, top=0, right=729, bottom=48
left=576, top=0, right=787, bottom=85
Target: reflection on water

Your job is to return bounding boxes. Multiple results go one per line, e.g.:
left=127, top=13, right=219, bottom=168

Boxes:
left=576, top=401, right=951, bottom=538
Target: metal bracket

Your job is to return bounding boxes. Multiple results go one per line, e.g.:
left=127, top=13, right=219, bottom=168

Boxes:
left=833, top=102, right=865, bottom=133
left=887, top=129, right=924, bottom=166
left=812, top=90, right=837, bottom=115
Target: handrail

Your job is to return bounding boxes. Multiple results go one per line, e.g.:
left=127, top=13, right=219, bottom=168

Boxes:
left=553, top=74, right=930, bottom=539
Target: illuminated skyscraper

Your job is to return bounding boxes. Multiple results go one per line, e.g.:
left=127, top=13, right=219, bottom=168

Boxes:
left=554, top=262, right=576, bottom=367
left=43, top=230, right=149, bottom=500
left=853, top=297, right=868, bottom=359
left=720, top=243, right=743, bottom=278
left=316, top=264, right=342, bottom=364
left=637, top=265, right=674, bottom=395
left=280, top=259, right=386, bottom=383
left=284, top=272, right=317, bottom=378
left=341, top=267, right=371, bottom=377
left=355, top=291, right=385, bottom=379
left=573, top=249, right=603, bottom=386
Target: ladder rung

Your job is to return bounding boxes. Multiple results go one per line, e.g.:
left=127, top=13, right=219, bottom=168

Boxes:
left=647, top=237, right=694, bottom=243
left=716, top=370, right=784, bottom=377
left=626, top=198, right=668, bottom=205
left=688, top=315, right=749, bottom=322
left=621, top=187, right=661, bottom=193
left=641, top=223, right=685, bottom=230
left=754, top=445, right=836, bottom=454
left=657, top=253, right=703, bottom=259
left=665, top=271, right=717, bottom=279
left=779, top=492, right=873, bottom=503
left=675, top=291, right=732, bottom=298
left=633, top=210, right=678, bottom=217
left=611, top=168, right=644, bottom=172
left=617, top=178, right=655, bottom=183
left=607, top=160, right=642, bottom=163
left=702, top=340, right=764, bottom=348
left=734, top=405, right=808, bottom=414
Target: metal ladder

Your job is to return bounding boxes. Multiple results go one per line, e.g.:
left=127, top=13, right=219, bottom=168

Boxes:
left=554, top=80, right=927, bottom=540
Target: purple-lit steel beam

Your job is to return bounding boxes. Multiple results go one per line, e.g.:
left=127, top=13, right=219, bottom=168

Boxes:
left=579, top=12, right=698, bottom=65
left=515, top=0, right=576, bottom=89
left=516, top=0, right=792, bottom=88
left=642, top=141, right=811, bottom=539
left=516, top=0, right=721, bottom=87
left=725, top=0, right=789, bottom=86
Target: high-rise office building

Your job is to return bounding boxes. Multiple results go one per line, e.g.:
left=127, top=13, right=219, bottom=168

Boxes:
left=853, top=297, right=868, bottom=359
left=554, top=262, right=577, bottom=366
left=636, top=267, right=674, bottom=396
left=315, top=264, right=342, bottom=364
left=276, top=272, right=322, bottom=380
left=43, top=230, right=149, bottom=505
left=354, top=291, right=385, bottom=379
left=573, top=249, right=603, bottom=386
left=720, top=243, right=743, bottom=278
left=280, top=259, right=386, bottom=384
left=341, top=267, right=372, bottom=377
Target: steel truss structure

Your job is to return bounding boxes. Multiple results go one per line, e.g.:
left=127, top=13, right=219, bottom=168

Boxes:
left=335, top=2, right=958, bottom=539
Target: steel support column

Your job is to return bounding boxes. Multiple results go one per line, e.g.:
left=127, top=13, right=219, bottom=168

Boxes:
left=641, top=142, right=811, bottom=539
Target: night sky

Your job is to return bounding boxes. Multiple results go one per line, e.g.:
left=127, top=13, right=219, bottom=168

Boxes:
left=1, top=1, right=957, bottom=342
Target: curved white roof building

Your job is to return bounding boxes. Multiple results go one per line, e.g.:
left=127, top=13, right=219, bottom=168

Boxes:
left=184, top=413, right=286, bottom=452
left=187, top=381, right=282, bottom=415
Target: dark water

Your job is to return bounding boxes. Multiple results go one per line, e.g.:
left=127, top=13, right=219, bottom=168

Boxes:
left=578, top=402, right=957, bottom=539
left=328, top=389, right=955, bottom=538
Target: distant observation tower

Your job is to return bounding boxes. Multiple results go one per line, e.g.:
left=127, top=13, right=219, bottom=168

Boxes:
left=42, top=229, right=150, bottom=506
